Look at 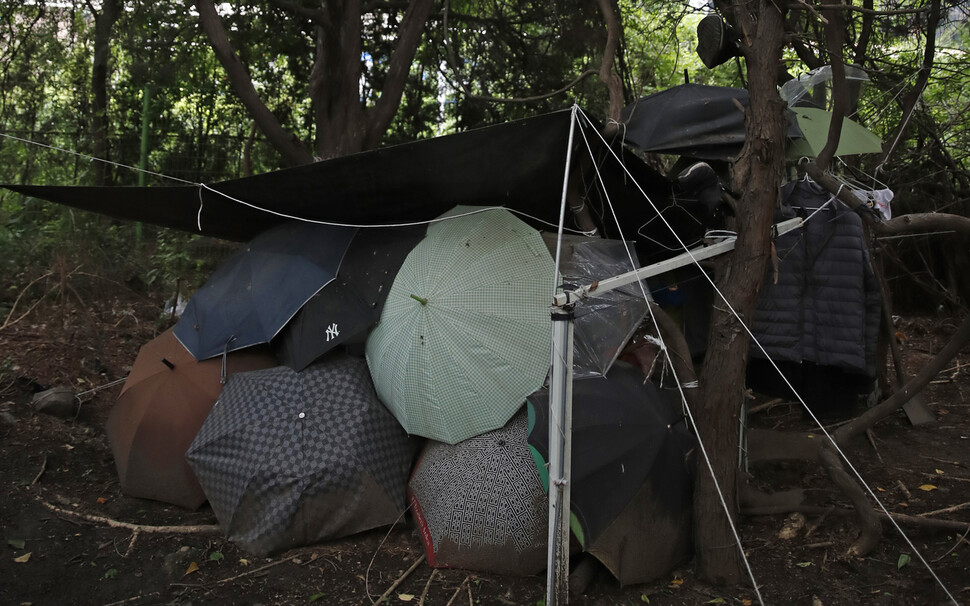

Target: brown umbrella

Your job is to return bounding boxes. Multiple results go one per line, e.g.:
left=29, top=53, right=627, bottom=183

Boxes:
left=106, top=328, right=275, bottom=509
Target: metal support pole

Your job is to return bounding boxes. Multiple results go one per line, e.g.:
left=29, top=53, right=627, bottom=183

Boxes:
left=546, top=305, right=575, bottom=605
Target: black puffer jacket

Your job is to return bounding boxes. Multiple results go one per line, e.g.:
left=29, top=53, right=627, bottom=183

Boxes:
left=750, top=178, right=881, bottom=378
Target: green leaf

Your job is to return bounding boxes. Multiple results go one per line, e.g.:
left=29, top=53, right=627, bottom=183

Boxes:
left=7, top=538, right=25, bottom=549
left=705, top=599, right=726, bottom=604
left=640, top=594, right=650, bottom=603
left=104, top=568, right=118, bottom=579
left=795, top=561, right=812, bottom=568
left=309, top=592, right=325, bottom=602
left=897, top=553, right=911, bottom=569
left=208, top=551, right=224, bottom=562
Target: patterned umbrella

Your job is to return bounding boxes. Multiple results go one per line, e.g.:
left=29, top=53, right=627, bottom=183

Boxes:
left=186, top=355, right=413, bottom=555
left=106, top=328, right=275, bottom=509
left=407, top=410, right=548, bottom=576
left=174, top=221, right=357, bottom=360
left=366, top=206, right=555, bottom=444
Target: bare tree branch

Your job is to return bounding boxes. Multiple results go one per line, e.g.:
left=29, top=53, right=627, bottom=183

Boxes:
left=267, top=0, right=330, bottom=28
left=195, top=0, right=313, bottom=166
left=363, top=0, right=436, bottom=149
left=595, top=0, right=625, bottom=124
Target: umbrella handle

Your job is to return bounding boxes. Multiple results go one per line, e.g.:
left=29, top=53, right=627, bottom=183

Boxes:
left=220, top=336, right=236, bottom=385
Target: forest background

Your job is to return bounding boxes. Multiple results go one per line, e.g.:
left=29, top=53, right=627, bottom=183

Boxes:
left=1, top=0, right=970, bottom=602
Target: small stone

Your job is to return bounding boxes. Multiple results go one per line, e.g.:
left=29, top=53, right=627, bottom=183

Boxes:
left=32, top=387, right=78, bottom=418
left=0, top=411, right=16, bottom=425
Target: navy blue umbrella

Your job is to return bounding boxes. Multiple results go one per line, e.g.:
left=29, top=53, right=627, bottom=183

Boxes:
left=174, top=221, right=357, bottom=360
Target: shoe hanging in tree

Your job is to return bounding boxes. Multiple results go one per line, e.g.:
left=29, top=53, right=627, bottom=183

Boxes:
left=696, top=14, right=741, bottom=69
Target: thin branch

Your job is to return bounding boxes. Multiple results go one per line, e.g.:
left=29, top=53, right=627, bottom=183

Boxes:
left=0, top=271, right=53, bottom=330
left=172, top=553, right=303, bottom=588
left=267, top=0, right=329, bottom=27
left=373, top=555, right=425, bottom=605
left=39, top=500, right=220, bottom=535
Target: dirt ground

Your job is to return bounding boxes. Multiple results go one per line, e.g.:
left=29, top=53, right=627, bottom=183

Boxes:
left=1, top=286, right=968, bottom=606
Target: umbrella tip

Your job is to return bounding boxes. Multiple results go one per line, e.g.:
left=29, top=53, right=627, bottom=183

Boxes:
left=161, top=358, right=175, bottom=370
left=409, top=294, right=428, bottom=306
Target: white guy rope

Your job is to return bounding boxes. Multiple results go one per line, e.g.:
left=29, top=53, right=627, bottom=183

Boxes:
left=2, top=128, right=597, bottom=236
left=574, top=106, right=958, bottom=605
left=0, top=131, right=196, bottom=185
left=573, top=107, right=766, bottom=605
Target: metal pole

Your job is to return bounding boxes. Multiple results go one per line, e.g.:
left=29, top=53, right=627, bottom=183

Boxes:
left=136, top=83, right=152, bottom=247
left=546, top=305, right=574, bottom=605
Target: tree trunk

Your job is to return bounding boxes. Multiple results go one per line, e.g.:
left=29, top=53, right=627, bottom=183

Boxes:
left=693, top=1, right=786, bottom=585
left=91, top=0, right=121, bottom=186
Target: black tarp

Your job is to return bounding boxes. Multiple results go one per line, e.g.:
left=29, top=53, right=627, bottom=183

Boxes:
left=2, top=108, right=710, bottom=259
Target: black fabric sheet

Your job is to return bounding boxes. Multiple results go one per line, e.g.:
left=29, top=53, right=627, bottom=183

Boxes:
left=4, top=108, right=719, bottom=261
left=5, top=110, right=605, bottom=241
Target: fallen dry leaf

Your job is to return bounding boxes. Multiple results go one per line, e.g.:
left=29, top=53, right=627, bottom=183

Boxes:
left=184, top=561, right=199, bottom=576
left=13, top=552, right=31, bottom=563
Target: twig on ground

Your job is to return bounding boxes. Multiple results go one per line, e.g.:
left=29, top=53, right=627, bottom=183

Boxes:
left=171, top=554, right=301, bottom=588
left=932, top=526, right=970, bottom=562
left=374, top=555, right=425, bottom=605
left=805, top=507, right=835, bottom=538
left=866, top=429, right=883, bottom=463
left=30, top=454, right=47, bottom=487
left=364, top=507, right=408, bottom=602
left=39, top=500, right=220, bottom=535
left=920, top=501, right=970, bottom=518
left=920, top=455, right=967, bottom=469
left=896, top=480, right=912, bottom=501
left=467, top=578, right=474, bottom=605
left=444, top=576, right=471, bottom=606
left=100, top=591, right=162, bottom=606
left=417, top=569, right=439, bottom=606
left=747, top=398, right=786, bottom=415
left=743, top=505, right=970, bottom=532
left=0, top=271, right=53, bottom=331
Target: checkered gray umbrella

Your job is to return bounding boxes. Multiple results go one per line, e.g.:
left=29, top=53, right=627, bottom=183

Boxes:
left=186, top=354, right=413, bottom=555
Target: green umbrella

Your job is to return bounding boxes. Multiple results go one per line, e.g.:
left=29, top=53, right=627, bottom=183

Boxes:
left=366, top=206, right=555, bottom=444
left=787, top=107, right=883, bottom=158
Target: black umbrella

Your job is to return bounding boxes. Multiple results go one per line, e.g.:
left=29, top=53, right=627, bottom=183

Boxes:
left=185, top=355, right=414, bottom=555
left=274, top=225, right=426, bottom=370
left=620, top=84, right=801, bottom=161
left=527, top=361, right=696, bottom=584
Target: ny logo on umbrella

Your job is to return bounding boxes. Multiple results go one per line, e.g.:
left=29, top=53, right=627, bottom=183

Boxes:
left=325, top=323, right=339, bottom=341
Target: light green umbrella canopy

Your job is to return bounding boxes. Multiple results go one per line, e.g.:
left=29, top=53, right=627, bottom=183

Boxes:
left=787, top=107, right=883, bottom=158
left=366, top=206, right=555, bottom=444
